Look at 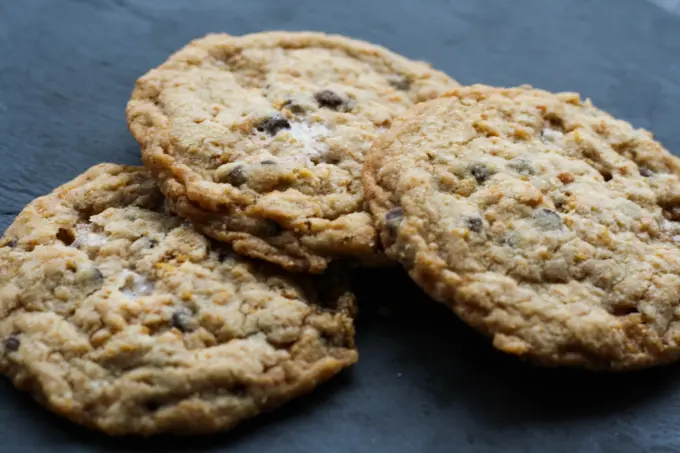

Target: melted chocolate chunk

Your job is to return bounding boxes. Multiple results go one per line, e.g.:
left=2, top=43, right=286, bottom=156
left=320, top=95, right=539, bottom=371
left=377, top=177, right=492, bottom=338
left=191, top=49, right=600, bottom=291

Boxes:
left=466, top=216, right=483, bottom=233
left=469, top=163, right=490, bottom=184
left=225, top=165, right=248, bottom=186
left=257, top=115, right=291, bottom=135
left=4, top=335, right=20, bottom=353
left=315, top=90, right=346, bottom=110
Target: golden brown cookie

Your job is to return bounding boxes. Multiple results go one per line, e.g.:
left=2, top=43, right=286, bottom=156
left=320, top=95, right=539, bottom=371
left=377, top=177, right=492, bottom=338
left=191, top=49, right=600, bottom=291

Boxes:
left=0, top=164, right=357, bottom=435
left=363, top=85, right=680, bottom=370
left=127, top=31, right=459, bottom=273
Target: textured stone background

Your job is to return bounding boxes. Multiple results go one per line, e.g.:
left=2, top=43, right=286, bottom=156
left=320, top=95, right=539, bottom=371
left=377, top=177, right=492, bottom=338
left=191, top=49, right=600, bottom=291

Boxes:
left=1, top=1, right=680, bottom=451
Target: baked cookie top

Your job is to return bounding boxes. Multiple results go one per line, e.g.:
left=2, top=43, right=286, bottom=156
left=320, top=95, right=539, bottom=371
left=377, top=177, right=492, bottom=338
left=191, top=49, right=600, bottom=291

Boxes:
left=363, top=85, right=680, bottom=370
left=0, top=164, right=357, bottom=435
left=127, top=31, right=459, bottom=273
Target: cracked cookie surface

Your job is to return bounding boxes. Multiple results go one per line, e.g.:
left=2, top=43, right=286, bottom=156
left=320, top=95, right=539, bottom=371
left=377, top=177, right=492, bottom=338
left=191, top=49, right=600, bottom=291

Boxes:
left=0, top=164, right=357, bottom=435
left=363, top=85, right=680, bottom=369
left=127, top=31, right=459, bottom=273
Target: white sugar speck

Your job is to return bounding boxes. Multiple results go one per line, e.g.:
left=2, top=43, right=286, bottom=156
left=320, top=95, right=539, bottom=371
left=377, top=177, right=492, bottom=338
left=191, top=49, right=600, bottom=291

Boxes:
left=73, top=224, right=108, bottom=249
left=288, top=122, right=331, bottom=160
left=661, top=219, right=680, bottom=234
left=120, top=270, right=155, bottom=298
left=541, top=128, right=563, bottom=143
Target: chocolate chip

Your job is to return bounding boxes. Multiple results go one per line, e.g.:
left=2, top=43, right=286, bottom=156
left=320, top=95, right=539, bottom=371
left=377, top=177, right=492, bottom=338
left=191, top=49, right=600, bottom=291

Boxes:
left=4, top=335, right=20, bottom=353
left=466, top=216, right=483, bottom=233
left=260, top=160, right=277, bottom=165
left=282, top=100, right=305, bottom=114
left=469, top=163, right=490, bottom=184
left=385, top=207, right=404, bottom=233
left=225, top=165, right=248, bottom=187
left=91, top=267, right=104, bottom=282
left=315, top=90, right=346, bottom=110
left=2, top=239, right=17, bottom=248
left=639, top=167, right=654, bottom=177
left=56, top=228, right=75, bottom=245
left=388, top=74, right=412, bottom=91
left=534, top=208, right=563, bottom=230
left=257, top=115, right=291, bottom=135
left=508, top=158, right=535, bottom=176
left=171, top=307, right=194, bottom=333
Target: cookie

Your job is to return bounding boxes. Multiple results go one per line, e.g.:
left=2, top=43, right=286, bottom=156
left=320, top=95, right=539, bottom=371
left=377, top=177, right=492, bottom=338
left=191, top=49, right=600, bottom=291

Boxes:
left=127, top=31, right=459, bottom=273
left=0, top=164, right=357, bottom=435
left=363, top=85, right=680, bottom=370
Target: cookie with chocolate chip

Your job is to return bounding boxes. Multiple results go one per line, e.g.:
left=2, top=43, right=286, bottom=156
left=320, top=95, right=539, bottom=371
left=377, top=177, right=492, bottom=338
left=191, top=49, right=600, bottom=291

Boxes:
left=363, top=85, right=680, bottom=370
left=0, top=164, right=357, bottom=435
left=127, top=31, right=458, bottom=272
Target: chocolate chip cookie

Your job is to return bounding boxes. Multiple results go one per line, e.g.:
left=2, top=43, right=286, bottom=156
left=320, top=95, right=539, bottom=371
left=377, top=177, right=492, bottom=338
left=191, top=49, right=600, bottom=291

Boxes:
left=0, top=164, right=357, bottom=435
left=363, top=85, right=680, bottom=370
left=127, top=31, right=459, bottom=273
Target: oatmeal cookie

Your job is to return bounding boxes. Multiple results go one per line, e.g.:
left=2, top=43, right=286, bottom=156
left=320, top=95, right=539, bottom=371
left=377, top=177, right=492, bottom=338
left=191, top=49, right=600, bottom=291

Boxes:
left=127, top=31, right=458, bottom=272
left=363, top=85, right=680, bottom=369
left=0, top=164, right=357, bottom=435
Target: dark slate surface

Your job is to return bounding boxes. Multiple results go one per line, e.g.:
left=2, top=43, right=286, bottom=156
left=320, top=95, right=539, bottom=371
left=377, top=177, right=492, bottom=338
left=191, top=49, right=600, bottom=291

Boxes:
left=1, top=0, right=680, bottom=451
